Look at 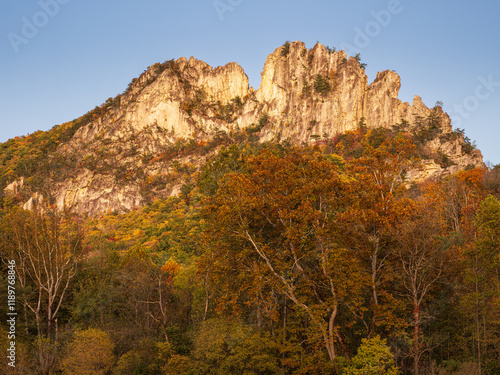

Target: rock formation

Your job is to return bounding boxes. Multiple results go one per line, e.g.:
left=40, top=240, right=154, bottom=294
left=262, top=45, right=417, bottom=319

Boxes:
left=2, top=41, right=485, bottom=215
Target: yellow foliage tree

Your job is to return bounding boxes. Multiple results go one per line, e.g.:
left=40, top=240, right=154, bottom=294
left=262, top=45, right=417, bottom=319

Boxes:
left=61, top=329, right=115, bottom=375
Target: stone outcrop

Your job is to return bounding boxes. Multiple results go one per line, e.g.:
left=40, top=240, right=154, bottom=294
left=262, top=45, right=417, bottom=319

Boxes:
left=3, top=41, right=485, bottom=215
left=248, top=42, right=452, bottom=143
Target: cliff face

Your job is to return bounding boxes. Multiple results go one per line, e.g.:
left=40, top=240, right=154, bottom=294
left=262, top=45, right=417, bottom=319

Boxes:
left=49, top=57, right=253, bottom=214
left=250, top=42, right=452, bottom=142
left=3, top=41, right=484, bottom=215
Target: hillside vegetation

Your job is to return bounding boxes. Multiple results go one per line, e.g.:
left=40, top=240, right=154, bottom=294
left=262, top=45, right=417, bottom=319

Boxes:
left=0, top=42, right=496, bottom=374
left=1, top=125, right=500, bottom=374
left=0, top=42, right=485, bottom=216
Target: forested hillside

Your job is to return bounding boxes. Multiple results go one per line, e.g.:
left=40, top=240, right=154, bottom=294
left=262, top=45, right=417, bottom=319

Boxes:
left=1, top=124, right=499, bottom=374
left=0, top=42, right=485, bottom=217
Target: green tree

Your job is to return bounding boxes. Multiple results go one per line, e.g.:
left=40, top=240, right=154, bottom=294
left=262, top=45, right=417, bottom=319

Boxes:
left=461, top=195, right=500, bottom=368
left=354, top=53, right=367, bottom=69
left=198, top=145, right=244, bottom=196
left=344, top=336, right=399, bottom=375
left=313, top=74, right=331, bottom=96
left=281, top=41, right=291, bottom=57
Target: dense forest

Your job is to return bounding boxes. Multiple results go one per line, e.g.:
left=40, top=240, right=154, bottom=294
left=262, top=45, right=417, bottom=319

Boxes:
left=1, top=124, right=500, bottom=374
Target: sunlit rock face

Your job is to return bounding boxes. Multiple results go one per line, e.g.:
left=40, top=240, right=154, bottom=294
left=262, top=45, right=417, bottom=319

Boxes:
left=251, top=41, right=453, bottom=143
left=6, top=41, right=483, bottom=215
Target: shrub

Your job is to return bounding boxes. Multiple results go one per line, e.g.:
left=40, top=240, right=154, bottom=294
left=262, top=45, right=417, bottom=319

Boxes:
left=302, top=80, right=312, bottom=98
left=354, top=53, right=367, bottom=69
left=313, top=74, right=331, bottom=96
left=325, top=45, right=336, bottom=54
left=246, top=113, right=269, bottom=134
left=462, top=135, right=476, bottom=154
left=281, top=41, right=291, bottom=57
left=436, top=151, right=455, bottom=168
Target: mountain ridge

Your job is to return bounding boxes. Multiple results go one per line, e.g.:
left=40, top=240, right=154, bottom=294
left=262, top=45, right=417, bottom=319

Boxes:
left=0, top=41, right=484, bottom=215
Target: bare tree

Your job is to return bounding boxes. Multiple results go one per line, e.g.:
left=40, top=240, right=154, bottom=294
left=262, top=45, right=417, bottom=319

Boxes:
left=1, top=204, right=85, bottom=374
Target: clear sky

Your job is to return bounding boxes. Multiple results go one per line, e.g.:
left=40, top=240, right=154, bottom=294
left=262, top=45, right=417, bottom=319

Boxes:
left=1, top=0, right=500, bottom=164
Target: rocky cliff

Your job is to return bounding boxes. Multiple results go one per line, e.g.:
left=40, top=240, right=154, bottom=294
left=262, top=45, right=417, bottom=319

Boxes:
left=254, top=42, right=442, bottom=141
left=1, top=41, right=484, bottom=215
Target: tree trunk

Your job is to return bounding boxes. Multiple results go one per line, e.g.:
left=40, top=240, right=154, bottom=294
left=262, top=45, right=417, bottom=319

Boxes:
left=413, top=302, right=420, bottom=375
left=326, top=307, right=338, bottom=361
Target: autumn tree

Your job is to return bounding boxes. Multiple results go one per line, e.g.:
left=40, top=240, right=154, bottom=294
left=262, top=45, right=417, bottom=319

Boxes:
left=140, top=258, right=181, bottom=344
left=191, top=318, right=280, bottom=375
left=424, top=168, right=485, bottom=234
left=198, top=144, right=245, bottom=196
left=113, top=339, right=170, bottom=375
left=201, top=148, right=368, bottom=363
left=393, top=201, right=447, bottom=375
left=61, top=329, right=115, bottom=375
left=339, top=132, right=419, bottom=336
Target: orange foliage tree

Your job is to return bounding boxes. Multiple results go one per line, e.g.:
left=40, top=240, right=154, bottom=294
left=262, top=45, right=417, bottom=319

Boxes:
left=201, top=148, right=368, bottom=362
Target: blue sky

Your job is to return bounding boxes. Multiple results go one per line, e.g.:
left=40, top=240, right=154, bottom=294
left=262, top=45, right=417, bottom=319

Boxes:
left=1, top=0, right=500, bottom=164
